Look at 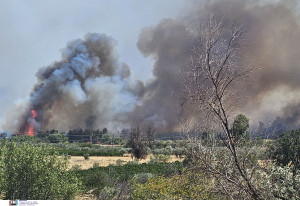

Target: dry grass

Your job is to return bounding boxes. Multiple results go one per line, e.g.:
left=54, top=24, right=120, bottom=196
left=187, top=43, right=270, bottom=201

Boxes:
left=68, top=153, right=183, bottom=170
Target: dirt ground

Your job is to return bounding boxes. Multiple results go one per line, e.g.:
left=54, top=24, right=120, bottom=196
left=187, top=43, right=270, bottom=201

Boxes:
left=68, top=153, right=183, bottom=170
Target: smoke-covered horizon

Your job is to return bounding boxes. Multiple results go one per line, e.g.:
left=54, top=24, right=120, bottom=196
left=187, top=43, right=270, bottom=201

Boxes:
left=3, top=0, right=300, bottom=134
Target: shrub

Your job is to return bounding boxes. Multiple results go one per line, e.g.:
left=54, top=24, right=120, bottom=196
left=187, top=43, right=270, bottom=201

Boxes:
left=131, top=171, right=216, bottom=200
left=269, top=129, right=300, bottom=173
left=152, top=154, right=170, bottom=163
left=0, top=141, right=80, bottom=199
left=83, top=153, right=90, bottom=160
left=256, top=163, right=300, bottom=199
left=85, top=171, right=112, bottom=199
left=116, top=159, right=126, bottom=166
left=132, top=173, right=154, bottom=184
left=93, top=162, right=100, bottom=168
left=100, top=186, right=119, bottom=200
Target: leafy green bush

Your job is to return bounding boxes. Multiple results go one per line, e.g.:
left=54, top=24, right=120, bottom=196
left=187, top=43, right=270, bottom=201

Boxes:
left=85, top=171, right=112, bottom=198
left=151, top=154, right=170, bottom=163
left=269, top=129, right=300, bottom=172
left=132, top=173, right=154, bottom=184
left=256, top=163, right=300, bottom=199
left=83, top=153, right=90, bottom=160
left=131, top=171, right=216, bottom=200
left=100, top=186, right=119, bottom=200
left=0, top=141, right=80, bottom=199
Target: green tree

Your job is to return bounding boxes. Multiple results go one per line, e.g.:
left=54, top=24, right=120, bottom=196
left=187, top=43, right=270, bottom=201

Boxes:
left=0, top=141, right=80, bottom=199
left=102, top=134, right=111, bottom=144
left=232, top=114, right=250, bottom=143
left=128, top=124, right=148, bottom=160
left=47, top=133, right=68, bottom=143
left=269, top=129, right=300, bottom=173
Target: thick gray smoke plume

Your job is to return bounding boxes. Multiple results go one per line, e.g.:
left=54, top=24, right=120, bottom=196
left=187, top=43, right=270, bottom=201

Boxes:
left=18, top=33, right=137, bottom=133
left=8, top=0, right=300, bottom=133
left=133, top=0, right=300, bottom=131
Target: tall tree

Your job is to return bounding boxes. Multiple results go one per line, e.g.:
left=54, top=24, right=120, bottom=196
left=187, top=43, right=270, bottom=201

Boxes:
left=128, top=124, right=148, bottom=160
left=180, top=15, right=260, bottom=199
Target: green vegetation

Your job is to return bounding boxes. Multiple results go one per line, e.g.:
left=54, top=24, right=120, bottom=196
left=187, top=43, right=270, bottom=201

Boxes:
left=76, top=161, right=183, bottom=186
left=269, top=129, right=300, bottom=172
left=0, top=141, right=80, bottom=200
left=131, top=171, right=216, bottom=200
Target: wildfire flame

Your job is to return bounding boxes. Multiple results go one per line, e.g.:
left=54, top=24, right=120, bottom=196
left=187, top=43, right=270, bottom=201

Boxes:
left=26, top=109, right=37, bottom=136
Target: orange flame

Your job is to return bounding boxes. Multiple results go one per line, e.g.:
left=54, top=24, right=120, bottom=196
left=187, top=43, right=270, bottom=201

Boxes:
left=26, top=109, right=37, bottom=136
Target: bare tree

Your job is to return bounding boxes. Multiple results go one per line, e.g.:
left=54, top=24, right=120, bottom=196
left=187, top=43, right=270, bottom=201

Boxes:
left=179, top=15, right=262, bottom=199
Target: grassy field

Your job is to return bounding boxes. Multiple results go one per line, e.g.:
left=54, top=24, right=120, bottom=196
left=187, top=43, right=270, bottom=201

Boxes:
left=68, top=153, right=184, bottom=169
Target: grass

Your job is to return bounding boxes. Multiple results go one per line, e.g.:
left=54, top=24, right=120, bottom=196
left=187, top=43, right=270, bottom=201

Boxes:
left=68, top=154, right=183, bottom=170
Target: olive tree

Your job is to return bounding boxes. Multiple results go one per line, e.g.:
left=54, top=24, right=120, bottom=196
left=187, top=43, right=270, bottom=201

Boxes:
left=0, top=140, right=80, bottom=199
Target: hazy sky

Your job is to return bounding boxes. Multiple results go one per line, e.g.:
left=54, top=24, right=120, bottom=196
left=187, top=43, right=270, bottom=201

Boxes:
left=0, top=0, right=189, bottom=128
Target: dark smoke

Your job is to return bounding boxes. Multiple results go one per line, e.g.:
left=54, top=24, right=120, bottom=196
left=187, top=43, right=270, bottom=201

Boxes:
left=17, top=33, right=138, bottom=132
left=132, top=0, right=300, bottom=130
left=6, top=0, right=300, bottom=133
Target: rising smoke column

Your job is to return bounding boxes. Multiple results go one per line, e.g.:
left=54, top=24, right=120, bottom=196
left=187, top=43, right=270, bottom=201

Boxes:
left=18, top=33, right=137, bottom=133
left=133, top=0, right=300, bottom=130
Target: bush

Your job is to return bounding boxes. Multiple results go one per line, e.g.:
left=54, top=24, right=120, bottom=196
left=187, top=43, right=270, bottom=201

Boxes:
left=256, top=163, right=300, bottom=199
left=269, top=129, right=300, bottom=173
left=100, top=186, right=119, bottom=200
left=83, top=153, right=90, bottom=160
left=132, top=173, right=154, bottom=184
left=116, top=159, right=126, bottom=166
left=131, top=171, right=216, bottom=200
left=84, top=171, right=112, bottom=199
left=93, top=162, right=100, bottom=168
left=0, top=141, right=80, bottom=199
left=152, top=154, right=170, bottom=163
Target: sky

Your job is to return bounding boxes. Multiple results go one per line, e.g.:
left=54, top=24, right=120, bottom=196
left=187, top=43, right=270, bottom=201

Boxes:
left=0, top=0, right=188, bottom=129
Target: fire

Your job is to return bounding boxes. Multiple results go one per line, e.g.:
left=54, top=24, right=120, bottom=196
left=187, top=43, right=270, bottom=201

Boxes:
left=26, top=109, right=37, bottom=136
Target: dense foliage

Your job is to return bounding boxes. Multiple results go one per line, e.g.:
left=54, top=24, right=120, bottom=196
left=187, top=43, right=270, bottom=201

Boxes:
left=268, top=129, right=300, bottom=172
left=256, top=164, right=300, bottom=199
left=131, top=171, right=216, bottom=200
left=0, top=141, right=80, bottom=199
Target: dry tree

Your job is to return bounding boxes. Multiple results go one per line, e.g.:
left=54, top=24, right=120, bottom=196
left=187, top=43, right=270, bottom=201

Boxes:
left=178, top=15, right=262, bottom=199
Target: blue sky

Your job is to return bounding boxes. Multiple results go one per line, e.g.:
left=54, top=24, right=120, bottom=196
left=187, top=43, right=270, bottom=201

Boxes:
left=0, top=0, right=189, bottom=127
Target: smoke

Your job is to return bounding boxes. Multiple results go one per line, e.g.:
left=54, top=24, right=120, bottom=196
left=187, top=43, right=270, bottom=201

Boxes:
left=132, top=0, right=300, bottom=130
left=4, top=0, right=300, bottom=133
left=14, top=33, right=138, bottom=133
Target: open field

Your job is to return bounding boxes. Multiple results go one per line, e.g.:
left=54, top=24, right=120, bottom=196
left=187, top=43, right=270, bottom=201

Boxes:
left=68, top=153, right=183, bottom=170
